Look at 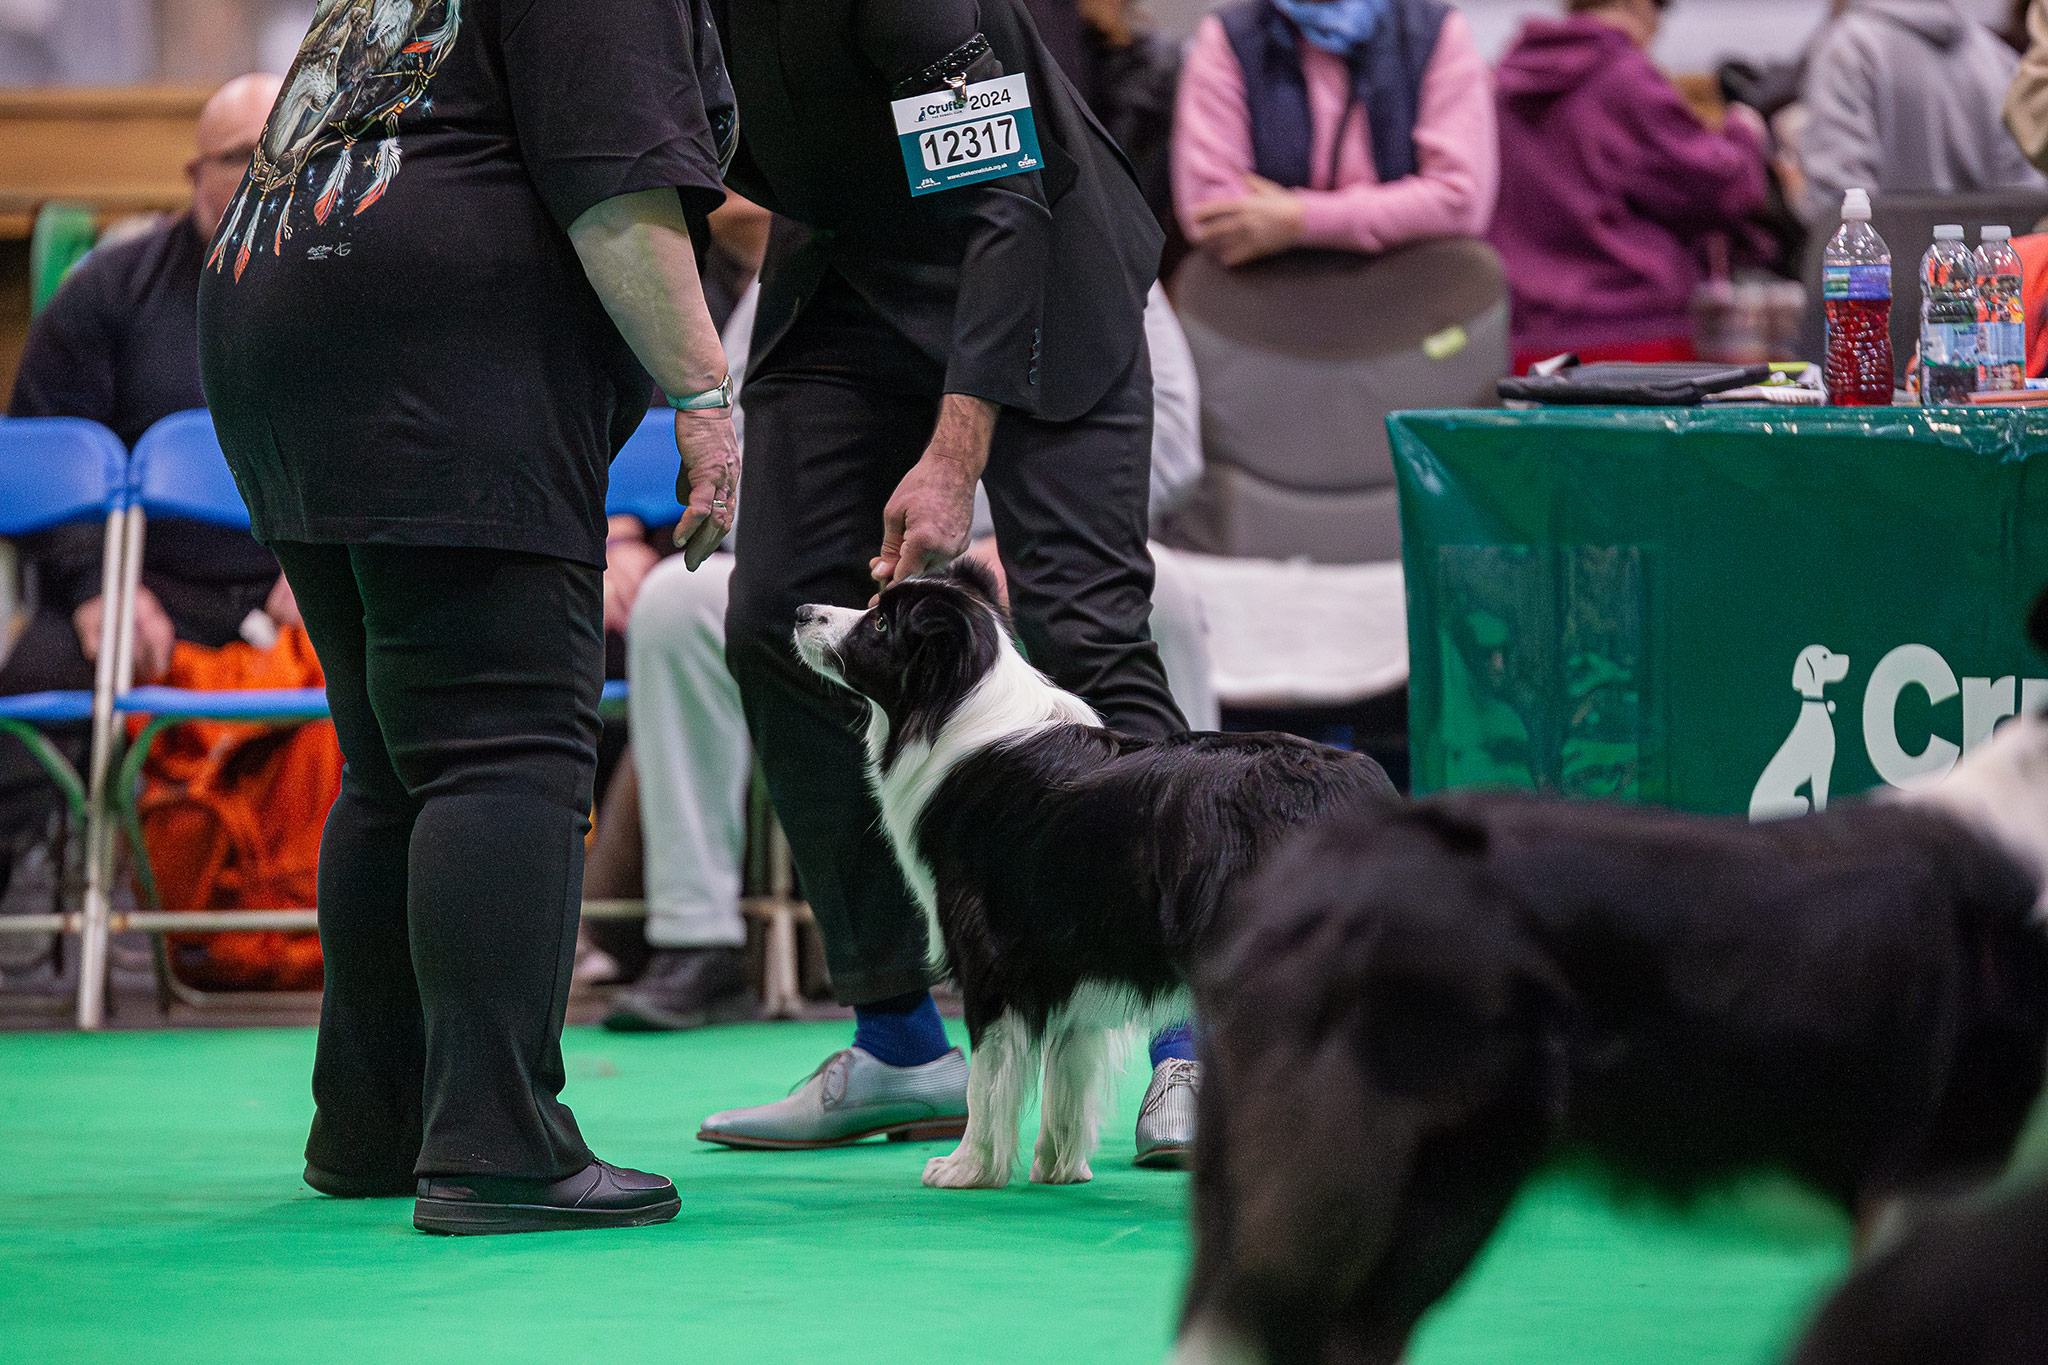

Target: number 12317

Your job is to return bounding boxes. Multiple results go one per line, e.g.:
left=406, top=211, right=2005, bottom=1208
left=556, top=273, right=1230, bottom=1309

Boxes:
left=918, top=116, right=1017, bottom=171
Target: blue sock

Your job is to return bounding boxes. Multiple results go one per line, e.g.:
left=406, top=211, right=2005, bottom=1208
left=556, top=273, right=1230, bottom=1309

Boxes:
left=852, top=990, right=951, bottom=1068
left=1149, top=1023, right=1197, bottom=1067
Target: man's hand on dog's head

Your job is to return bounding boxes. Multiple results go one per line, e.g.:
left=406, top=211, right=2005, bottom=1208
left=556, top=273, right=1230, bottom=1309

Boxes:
left=872, top=394, right=998, bottom=596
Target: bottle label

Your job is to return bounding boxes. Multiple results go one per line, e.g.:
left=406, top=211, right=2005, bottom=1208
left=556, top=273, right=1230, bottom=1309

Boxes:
left=1979, top=320, right=2026, bottom=366
left=1922, top=322, right=1977, bottom=366
left=1822, top=263, right=1890, bottom=300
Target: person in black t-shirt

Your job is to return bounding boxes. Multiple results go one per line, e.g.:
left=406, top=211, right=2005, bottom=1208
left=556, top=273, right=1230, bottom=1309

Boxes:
left=1, top=74, right=288, bottom=870
left=198, top=0, right=740, bottom=1235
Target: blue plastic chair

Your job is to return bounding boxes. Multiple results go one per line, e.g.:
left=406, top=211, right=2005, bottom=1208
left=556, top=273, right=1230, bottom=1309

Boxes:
left=0, top=419, right=131, bottom=1027
left=97, top=412, right=327, bottom=1010
left=0, top=418, right=128, bottom=821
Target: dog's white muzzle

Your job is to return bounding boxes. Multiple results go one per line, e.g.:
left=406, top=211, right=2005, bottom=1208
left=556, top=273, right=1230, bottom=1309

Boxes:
left=793, top=603, right=864, bottom=684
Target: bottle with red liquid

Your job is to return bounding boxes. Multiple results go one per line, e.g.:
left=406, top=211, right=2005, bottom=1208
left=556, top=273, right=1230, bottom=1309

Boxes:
left=1822, top=188, right=1894, bottom=406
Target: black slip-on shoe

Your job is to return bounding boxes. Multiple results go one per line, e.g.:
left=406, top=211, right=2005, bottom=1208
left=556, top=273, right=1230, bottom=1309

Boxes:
left=413, top=1160, right=680, bottom=1236
left=602, top=947, right=757, bottom=1033
left=305, top=1163, right=417, bottom=1198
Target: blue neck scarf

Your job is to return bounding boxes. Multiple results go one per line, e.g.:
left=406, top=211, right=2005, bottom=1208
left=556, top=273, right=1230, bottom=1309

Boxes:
left=1271, top=0, right=1392, bottom=52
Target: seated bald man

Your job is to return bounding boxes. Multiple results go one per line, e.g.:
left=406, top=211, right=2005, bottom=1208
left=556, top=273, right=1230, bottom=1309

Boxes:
left=3, top=74, right=295, bottom=890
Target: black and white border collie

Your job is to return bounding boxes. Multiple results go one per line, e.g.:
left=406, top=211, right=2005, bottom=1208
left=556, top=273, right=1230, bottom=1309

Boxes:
left=1176, top=709, right=2048, bottom=1365
left=792, top=560, right=1397, bottom=1189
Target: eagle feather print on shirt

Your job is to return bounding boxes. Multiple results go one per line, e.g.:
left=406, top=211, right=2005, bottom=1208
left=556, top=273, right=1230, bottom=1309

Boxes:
left=209, top=0, right=460, bottom=276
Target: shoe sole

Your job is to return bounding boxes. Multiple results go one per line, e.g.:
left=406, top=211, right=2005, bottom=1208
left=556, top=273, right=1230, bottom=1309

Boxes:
left=1133, top=1143, right=1190, bottom=1171
left=413, top=1194, right=682, bottom=1236
left=695, top=1117, right=968, bottom=1151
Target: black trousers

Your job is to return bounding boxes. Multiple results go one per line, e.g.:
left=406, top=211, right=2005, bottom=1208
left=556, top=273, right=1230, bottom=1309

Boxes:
left=271, top=541, right=603, bottom=1180
left=726, top=280, right=1185, bottom=1006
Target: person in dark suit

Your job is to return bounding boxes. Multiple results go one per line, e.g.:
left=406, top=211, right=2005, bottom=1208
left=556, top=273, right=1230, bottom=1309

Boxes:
left=697, top=0, right=1197, bottom=1163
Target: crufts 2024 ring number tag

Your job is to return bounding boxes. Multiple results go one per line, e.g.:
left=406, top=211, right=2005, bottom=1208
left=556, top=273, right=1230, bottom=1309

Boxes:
left=890, top=73, right=1042, bottom=197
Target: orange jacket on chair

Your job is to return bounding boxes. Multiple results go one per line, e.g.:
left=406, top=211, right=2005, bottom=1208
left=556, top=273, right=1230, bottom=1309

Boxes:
left=135, top=625, right=338, bottom=991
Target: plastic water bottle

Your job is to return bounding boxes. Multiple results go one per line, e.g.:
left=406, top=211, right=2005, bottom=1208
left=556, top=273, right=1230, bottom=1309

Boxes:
left=1918, top=224, right=1978, bottom=405
left=1822, top=188, right=1893, bottom=405
left=1975, top=225, right=2025, bottom=391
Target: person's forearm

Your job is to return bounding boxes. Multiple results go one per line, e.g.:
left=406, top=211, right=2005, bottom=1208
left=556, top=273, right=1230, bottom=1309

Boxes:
left=569, top=187, right=728, bottom=402
left=929, top=393, right=997, bottom=478
left=1171, top=16, right=1258, bottom=240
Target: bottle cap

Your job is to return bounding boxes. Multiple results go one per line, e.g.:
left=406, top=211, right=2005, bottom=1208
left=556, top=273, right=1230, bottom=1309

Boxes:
left=1983, top=225, right=2012, bottom=241
left=1933, top=224, right=1964, bottom=240
left=1842, top=188, right=1872, bottom=220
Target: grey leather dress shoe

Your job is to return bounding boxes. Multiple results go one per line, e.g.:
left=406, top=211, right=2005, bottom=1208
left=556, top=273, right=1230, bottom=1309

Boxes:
left=1134, top=1057, right=1198, bottom=1169
left=697, top=1045, right=969, bottom=1150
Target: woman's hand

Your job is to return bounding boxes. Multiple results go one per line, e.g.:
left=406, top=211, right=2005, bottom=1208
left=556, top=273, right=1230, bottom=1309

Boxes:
left=672, top=407, right=740, bottom=571
left=569, top=188, right=737, bottom=572
left=1191, top=175, right=1306, bottom=267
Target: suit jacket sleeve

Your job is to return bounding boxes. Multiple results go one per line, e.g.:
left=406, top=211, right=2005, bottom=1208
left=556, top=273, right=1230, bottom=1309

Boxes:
left=856, top=0, right=1054, bottom=411
left=8, top=257, right=119, bottom=431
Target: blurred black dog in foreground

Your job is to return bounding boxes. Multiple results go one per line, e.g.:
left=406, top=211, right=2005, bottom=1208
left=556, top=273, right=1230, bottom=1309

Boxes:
left=1178, top=617, right=2048, bottom=1364
left=1787, top=1175, right=2048, bottom=1365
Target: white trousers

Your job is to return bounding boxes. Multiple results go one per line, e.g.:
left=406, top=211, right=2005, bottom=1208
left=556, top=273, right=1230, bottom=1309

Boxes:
left=627, top=548, right=1217, bottom=949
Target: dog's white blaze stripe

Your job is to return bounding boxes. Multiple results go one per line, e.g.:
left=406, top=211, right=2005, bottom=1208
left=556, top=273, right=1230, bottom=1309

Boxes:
left=1895, top=713, right=2048, bottom=917
left=791, top=605, right=863, bottom=686
left=868, top=612, right=1098, bottom=969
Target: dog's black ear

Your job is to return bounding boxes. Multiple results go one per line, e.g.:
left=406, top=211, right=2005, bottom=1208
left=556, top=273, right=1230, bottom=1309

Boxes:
left=884, top=590, right=997, bottom=760
left=903, top=591, right=971, bottom=645
left=2029, top=584, right=2048, bottom=663
left=944, top=555, right=1002, bottom=608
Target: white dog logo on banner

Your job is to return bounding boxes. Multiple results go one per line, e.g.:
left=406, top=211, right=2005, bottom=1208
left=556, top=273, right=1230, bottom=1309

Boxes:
left=1750, top=644, right=1851, bottom=821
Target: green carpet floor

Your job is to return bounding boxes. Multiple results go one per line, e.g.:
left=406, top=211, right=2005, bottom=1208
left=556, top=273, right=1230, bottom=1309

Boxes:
left=0, top=1022, right=1851, bottom=1364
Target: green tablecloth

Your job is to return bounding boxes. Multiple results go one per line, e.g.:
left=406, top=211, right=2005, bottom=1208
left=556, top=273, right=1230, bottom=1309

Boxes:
left=1389, top=407, right=2048, bottom=814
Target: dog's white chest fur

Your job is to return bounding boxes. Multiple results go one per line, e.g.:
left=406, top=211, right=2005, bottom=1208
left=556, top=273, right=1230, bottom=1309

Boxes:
left=867, top=640, right=1097, bottom=968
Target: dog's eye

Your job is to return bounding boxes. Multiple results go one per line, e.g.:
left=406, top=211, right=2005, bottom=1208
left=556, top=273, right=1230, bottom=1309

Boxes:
left=872, top=616, right=888, bottom=634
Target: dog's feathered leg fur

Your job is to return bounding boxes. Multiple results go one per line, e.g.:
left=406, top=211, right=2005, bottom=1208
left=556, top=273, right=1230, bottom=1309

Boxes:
left=924, top=1011, right=1038, bottom=1189
left=1033, top=1023, right=1119, bottom=1184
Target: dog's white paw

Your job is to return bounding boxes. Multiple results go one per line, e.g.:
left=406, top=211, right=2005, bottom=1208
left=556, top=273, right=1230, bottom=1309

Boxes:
left=923, top=1146, right=1009, bottom=1189
left=1029, top=1154, right=1094, bottom=1185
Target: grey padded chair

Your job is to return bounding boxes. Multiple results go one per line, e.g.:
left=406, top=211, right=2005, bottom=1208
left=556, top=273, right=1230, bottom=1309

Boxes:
left=1162, top=237, right=1508, bottom=564
left=1797, top=187, right=2048, bottom=375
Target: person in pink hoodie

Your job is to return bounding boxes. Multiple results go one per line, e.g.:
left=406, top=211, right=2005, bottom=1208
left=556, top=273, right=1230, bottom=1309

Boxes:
left=1172, top=0, right=1497, bottom=268
left=1491, top=0, right=1771, bottom=368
